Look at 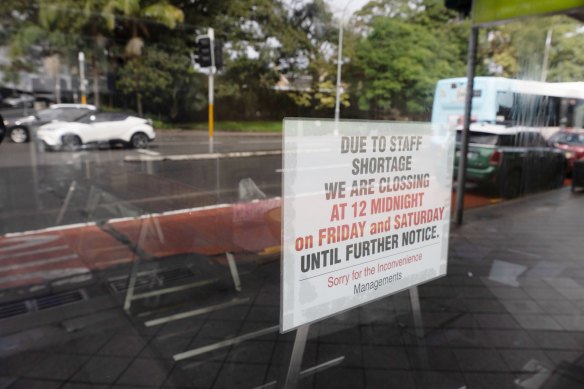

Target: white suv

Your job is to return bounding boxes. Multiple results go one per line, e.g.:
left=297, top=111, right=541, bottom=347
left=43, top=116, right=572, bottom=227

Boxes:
left=37, top=112, right=156, bottom=150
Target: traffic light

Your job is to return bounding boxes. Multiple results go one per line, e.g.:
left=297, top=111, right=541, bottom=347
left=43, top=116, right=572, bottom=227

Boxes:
left=196, top=37, right=212, bottom=67
left=214, top=39, right=223, bottom=70
left=445, top=0, right=472, bottom=16
left=196, top=37, right=223, bottom=69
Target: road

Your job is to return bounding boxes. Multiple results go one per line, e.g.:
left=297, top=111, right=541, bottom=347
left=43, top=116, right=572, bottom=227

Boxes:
left=0, top=131, right=284, bottom=233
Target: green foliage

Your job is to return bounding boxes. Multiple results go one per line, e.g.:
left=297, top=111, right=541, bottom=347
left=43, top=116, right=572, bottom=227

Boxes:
left=117, top=49, right=172, bottom=105
left=351, top=3, right=466, bottom=119
left=483, top=15, right=584, bottom=81
left=2, top=0, right=584, bottom=123
left=116, top=46, right=204, bottom=118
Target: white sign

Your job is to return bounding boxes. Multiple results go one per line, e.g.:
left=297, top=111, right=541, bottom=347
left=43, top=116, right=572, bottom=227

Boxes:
left=280, top=119, right=455, bottom=332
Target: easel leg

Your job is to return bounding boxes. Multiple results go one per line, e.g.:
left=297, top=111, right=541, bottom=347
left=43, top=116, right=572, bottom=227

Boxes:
left=409, top=286, right=424, bottom=339
left=55, top=180, right=77, bottom=225
left=409, top=286, right=429, bottom=367
left=225, top=252, right=242, bottom=292
left=282, top=324, right=310, bottom=389
left=123, top=218, right=149, bottom=311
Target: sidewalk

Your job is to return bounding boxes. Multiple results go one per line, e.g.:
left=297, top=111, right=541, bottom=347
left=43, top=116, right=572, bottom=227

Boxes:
left=0, top=187, right=583, bottom=388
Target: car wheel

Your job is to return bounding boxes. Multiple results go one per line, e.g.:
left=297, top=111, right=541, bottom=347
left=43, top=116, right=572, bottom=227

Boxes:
left=62, top=134, right=82, bottom=151
left=131, top=132, right=149, bottom=149
left=500, top=169, right=521, bottom=199
left=10, top=126, right=29, bottom=143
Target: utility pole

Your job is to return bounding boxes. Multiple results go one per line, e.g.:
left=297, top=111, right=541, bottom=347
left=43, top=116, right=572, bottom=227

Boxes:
left=78, top=52, right=87, bottom=104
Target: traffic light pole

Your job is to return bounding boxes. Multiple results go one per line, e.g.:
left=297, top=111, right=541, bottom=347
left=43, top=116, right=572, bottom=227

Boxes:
left=78, top=52, right=87, bottom=105
left=208, top=69, right=214, bottom=153
left=208, top=28, right=215, bottom=153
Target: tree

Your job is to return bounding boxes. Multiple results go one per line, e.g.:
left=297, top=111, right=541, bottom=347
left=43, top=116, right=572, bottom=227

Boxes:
left=102, top=0, right=184, bottom=57
left=190, top=0, right=342, bottom=116
left=116, top=45, right=203, bottom=117
left=351, top=15, right=465, bottom=119
left=482, top=15, right=584, bottom=82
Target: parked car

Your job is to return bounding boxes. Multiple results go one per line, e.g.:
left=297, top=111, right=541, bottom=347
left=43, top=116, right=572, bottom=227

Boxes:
left=37, top=111, right=155, bottom=150
left=5, top=104, right=96, bottom=143
left=549, top=129, right=584, bottom=176
left=454, top=123, right=567, bottom=198
left=2, top=93, right=35, bottom=108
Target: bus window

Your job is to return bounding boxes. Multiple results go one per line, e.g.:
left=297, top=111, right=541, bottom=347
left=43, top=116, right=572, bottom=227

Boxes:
left=511, top=94, right=560, bottom=127
left=496, top=91, right=513, bottom=123
left=574, top=102, right=584, bottom=128
left=561, top=98, right=584, bottom=128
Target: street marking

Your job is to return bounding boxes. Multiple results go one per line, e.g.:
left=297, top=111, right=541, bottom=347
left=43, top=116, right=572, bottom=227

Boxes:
left=0, top=268, right=90, bottom=285
left=0, top=235, right=61, bottom=252
left=0, top=254, right=78, bottom=272
left=4, top=222, right=96, bottom=238
left=0, top=245, right=69, bottom=261
left=239, top=140, right=282, bottom=144
left=136, top=149, right=161, bottom=156
left=124, top=149, right=282, bottom=162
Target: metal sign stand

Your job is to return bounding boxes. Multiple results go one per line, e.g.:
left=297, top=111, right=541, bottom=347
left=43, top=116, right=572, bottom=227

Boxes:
left=409, top=285, right=429, bottom=367
left=269, top=287, right=426, bottom=389
left=282, top=324, right=310, bottom=389
left=409, top=286, right=425, bottom=340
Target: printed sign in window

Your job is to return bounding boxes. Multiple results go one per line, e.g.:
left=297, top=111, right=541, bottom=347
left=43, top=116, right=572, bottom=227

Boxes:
left=280, top=119, right=455, bottom=332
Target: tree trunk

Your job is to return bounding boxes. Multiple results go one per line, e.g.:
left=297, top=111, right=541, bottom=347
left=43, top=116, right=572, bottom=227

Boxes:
left=137, top=93, right=143, bottom=117
left=170, top=88, right=178, bottom=119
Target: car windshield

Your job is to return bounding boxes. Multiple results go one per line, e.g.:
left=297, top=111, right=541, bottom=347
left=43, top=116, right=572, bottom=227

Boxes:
left=456, top=131, right=499, bottom=145
left=37, top=108, right=89, bottom=121
left=550, top=132, right=584, bottom=146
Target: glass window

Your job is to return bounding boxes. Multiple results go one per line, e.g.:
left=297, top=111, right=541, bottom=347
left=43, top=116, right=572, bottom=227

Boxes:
left=37, top=107, right=91, bottom=121
left=1, top=2, right=583, bottom=388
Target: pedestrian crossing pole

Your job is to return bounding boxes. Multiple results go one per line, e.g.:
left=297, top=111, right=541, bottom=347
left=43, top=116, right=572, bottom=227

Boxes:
left=208, top=28, right=215, bottom=153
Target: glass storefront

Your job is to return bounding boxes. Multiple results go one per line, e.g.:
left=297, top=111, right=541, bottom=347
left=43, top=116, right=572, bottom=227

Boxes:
left=1, top=1, right=584, bottom=388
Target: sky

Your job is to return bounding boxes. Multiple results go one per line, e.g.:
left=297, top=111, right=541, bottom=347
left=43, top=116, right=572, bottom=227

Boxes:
left=326, top=0, right=370, bottom=17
